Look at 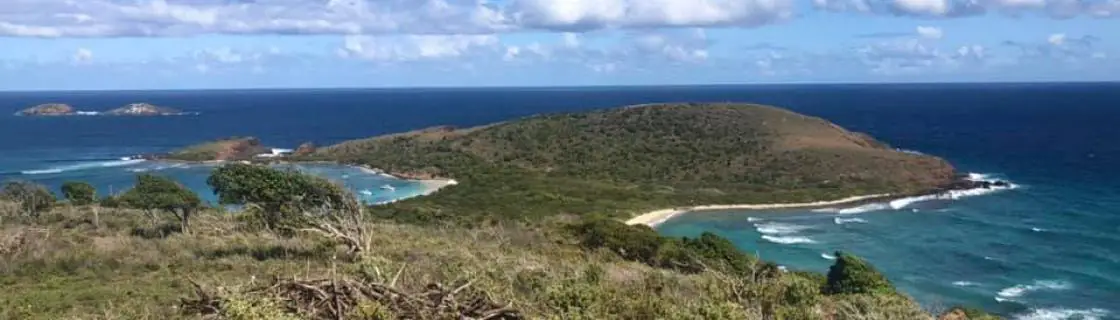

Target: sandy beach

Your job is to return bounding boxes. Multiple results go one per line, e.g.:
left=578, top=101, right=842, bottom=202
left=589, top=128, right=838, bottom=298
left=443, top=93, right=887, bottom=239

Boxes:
left=625, top=193, right=893, bottom=227
left=417, top=179, right=460, bottom=196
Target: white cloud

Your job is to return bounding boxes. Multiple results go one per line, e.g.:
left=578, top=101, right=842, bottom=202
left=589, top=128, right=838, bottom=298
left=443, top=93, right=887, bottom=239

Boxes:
left=1048, top=33, right=1066, bottom=46
left=509, top=0, right=794, bottom=29
left=72, top=48, right=94, bottom=64
left=893, top=0, right=952, bottom=15
left=916, top=26, right=943, bottom=39
left=814, top=0, right=1120, bottom=17
left=340, top=34, right=501, bottom=61
left=0, top=0, right=793, bottom=38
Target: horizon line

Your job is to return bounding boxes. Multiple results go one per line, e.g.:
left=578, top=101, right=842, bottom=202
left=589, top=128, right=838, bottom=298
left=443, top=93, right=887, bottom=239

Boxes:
left=1, top=80, right=1117, bottom=93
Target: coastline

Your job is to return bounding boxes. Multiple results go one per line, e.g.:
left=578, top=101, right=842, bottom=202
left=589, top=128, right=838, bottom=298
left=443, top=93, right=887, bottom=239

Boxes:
left=625, top=193, right=894, bottom=227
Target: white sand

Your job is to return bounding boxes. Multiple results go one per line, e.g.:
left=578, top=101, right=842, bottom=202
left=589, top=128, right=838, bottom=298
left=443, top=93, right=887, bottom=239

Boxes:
left=417, top=179, right=459, bottom=197
left=625, top=193, right=893, bottom=227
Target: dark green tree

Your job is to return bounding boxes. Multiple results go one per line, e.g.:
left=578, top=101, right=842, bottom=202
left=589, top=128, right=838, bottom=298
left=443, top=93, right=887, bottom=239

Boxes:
left=207, top=163, right=357, bottom=230
left=60, top=181, right=96, bottom=205
left=1, top=181, right=56, bottom=217
left=120, top=174, right=202, bottom=234
left=824, top=251, right=896, bottom=295
left=61, top=181, right=99, bottom=228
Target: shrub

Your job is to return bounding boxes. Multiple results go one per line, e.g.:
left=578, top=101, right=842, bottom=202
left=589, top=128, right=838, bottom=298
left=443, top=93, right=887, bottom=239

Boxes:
left=60, top=181, right=97, bottom=206
left=1, top=181, right=56, bottom=217
left=207, top=164, right=358, bottom=230
left=571, top=218, right=662, bottom=263
left=120, top=174, right=202, bottom=234
left=824, top=251, right=896, bottom=295
left=679, top=232, right=758, bottom=276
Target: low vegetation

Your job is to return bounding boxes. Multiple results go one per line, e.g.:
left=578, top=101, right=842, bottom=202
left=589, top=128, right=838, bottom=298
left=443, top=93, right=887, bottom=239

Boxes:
left=2, top=103, right=999, bottom=318
left=166, top=137, right=268, bottom=162
left=2, top=167, right=995, bottom=319
left=311, top=103, right=957, bottom=224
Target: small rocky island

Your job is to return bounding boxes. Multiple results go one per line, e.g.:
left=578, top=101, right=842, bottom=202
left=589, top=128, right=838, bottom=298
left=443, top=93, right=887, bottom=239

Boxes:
left=15, top=103, right=76, bottom=116
left=15, top=102, right=191, bottom=116
left=137, top=137, right=316, bottom=162
left=103, top=103, right=186, bottom=116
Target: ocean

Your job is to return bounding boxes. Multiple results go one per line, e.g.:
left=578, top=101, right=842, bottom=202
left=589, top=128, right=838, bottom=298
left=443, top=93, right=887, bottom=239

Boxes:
left=2, top=84, right=1118, bottom=319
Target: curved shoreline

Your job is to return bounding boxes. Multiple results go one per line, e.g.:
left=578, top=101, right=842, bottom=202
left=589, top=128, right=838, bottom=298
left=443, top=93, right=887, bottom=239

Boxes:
left=625, top=193, right=894, bottom=227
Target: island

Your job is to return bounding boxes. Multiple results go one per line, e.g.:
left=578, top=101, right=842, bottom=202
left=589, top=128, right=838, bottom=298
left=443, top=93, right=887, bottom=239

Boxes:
left=3, top=103, right=1004, bottom=320
left=103, top=103, right=186, bottom=116
left=14, top=102, right=191, bottom=116
left=14, top=103, right=75, bottom=116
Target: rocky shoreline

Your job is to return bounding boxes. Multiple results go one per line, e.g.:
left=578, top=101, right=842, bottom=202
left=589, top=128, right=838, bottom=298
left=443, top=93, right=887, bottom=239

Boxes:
left=15, top=102, right=193, bottom=116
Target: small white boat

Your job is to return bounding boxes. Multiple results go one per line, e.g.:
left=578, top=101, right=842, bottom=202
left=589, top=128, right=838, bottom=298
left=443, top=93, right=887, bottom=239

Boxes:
left=379, top=184, right=396, bottom=191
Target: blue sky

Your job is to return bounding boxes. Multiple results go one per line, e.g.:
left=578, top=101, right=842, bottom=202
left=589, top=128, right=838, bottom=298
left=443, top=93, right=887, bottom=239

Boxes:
left=0, top=0, right=1116, bottom=90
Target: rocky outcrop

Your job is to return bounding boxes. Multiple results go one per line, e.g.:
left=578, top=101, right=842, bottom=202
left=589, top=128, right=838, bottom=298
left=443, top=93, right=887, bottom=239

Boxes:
left=292, top=142, right=317, bottom=156
left=163, top=137, right=270, bottom=162
left=104, top=103, right=184, bottom=116
left=16, top=103, right=75, bottom=116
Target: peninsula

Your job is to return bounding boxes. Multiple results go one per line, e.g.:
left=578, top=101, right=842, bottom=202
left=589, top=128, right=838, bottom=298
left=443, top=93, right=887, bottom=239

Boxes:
left=1, top=102, right=1002, bottom=319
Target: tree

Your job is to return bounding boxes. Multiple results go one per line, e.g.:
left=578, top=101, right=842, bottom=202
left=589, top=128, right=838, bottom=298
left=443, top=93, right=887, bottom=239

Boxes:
left=207, top=164, right=369, bottom=254
left=61, top=181, right=96, bottom=205
left=61, top=181, right=99, bottom=227
left=1, top=181, right=56, bottom=217
left=824, top=251, right=896, bottom=295
left=207, top=163, right=358, bottom=229
left=120, top=174, right=202, bottom=234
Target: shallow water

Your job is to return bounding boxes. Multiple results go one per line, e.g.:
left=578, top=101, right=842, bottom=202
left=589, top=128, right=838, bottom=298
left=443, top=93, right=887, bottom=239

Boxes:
left=3, top=84, right=1118, bottom=319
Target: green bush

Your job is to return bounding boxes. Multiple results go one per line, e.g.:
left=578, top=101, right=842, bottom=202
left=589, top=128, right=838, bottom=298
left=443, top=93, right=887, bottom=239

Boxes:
left=572, top=218, right=662, bottom=263
left=60, top=181, right=96, bottom=206
left=824, top=251, right=896, bottom=295
left=1, top=180, right=56, bottom=217
left=120, top=174, right=202, bottom=234
left=207, top=163, right=358, bottom=230
left=679, top=232, right=758, bottom=276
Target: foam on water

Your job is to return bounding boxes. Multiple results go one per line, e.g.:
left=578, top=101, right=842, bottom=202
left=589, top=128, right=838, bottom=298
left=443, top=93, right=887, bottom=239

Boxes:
left=834, top=217, right=868, bottom=225
left=1014, top=308, right=1110, bottom=320
left=842, top=203, right=891, bottom=213
left=761, top=235, right=817, bottom=244
left=952, top=281, right=978, bottom=287
left=21, top=159, right=146, bottom=175
left=821, top=253, right=837, bottom=260
left=754, top=222, right=810, bottom=235
left=997, top=280, right=1072, bottom=302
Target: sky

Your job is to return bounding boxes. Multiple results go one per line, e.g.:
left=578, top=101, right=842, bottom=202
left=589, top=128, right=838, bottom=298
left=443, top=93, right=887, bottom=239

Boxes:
left=0, top=0, right=1116, bottom=90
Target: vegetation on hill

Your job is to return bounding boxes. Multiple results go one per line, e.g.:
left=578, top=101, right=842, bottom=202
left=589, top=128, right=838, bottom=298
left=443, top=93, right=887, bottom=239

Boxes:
left=310, top=103, right=958, bottom=224
left=165, top=137, right=270, bottom=162
left=0, top=103, right=999, bottom=319
left=0, top=170, right=994, bottom=319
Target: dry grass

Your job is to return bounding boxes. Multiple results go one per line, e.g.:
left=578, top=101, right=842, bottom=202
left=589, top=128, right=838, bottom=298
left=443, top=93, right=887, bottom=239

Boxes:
left=0, top=201, right=954, bottom=320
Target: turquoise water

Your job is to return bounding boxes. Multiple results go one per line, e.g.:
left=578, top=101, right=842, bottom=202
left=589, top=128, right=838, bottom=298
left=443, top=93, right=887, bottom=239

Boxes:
left=2, top=84, right=1118, bottom=319
left=658, top=172, right=1120, bottom=319
left=8, top=159, right=432, bottom=205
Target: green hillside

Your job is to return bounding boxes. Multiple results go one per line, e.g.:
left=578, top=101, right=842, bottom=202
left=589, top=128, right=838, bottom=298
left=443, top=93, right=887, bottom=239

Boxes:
left=313, top=103, right=958, bottom=223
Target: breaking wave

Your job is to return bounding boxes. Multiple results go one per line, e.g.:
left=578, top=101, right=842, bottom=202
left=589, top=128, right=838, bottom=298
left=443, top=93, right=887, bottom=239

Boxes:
left=754, top=222, right=810, bottom=235
left=821, top=253, right=837, bottom=260
left=761, top=235, right=817, bottom=244
left=952, top=281, right=978, bottom=287
left=997, top=280, right=1072, bottom=302
left=1014, top=308, right=1110, bottom=320
left=834, top=217, right=868, bottom=225
left=21, top=159, right=146, bottom=175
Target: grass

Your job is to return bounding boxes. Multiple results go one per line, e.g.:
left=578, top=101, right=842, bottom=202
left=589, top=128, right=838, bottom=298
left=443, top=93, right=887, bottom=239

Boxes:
left=0, top=201, right=979, bottom=319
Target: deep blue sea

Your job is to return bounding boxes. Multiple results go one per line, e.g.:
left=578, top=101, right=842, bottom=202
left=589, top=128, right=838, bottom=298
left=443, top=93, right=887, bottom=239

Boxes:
left=2, top=84, right=1118, bottom=319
